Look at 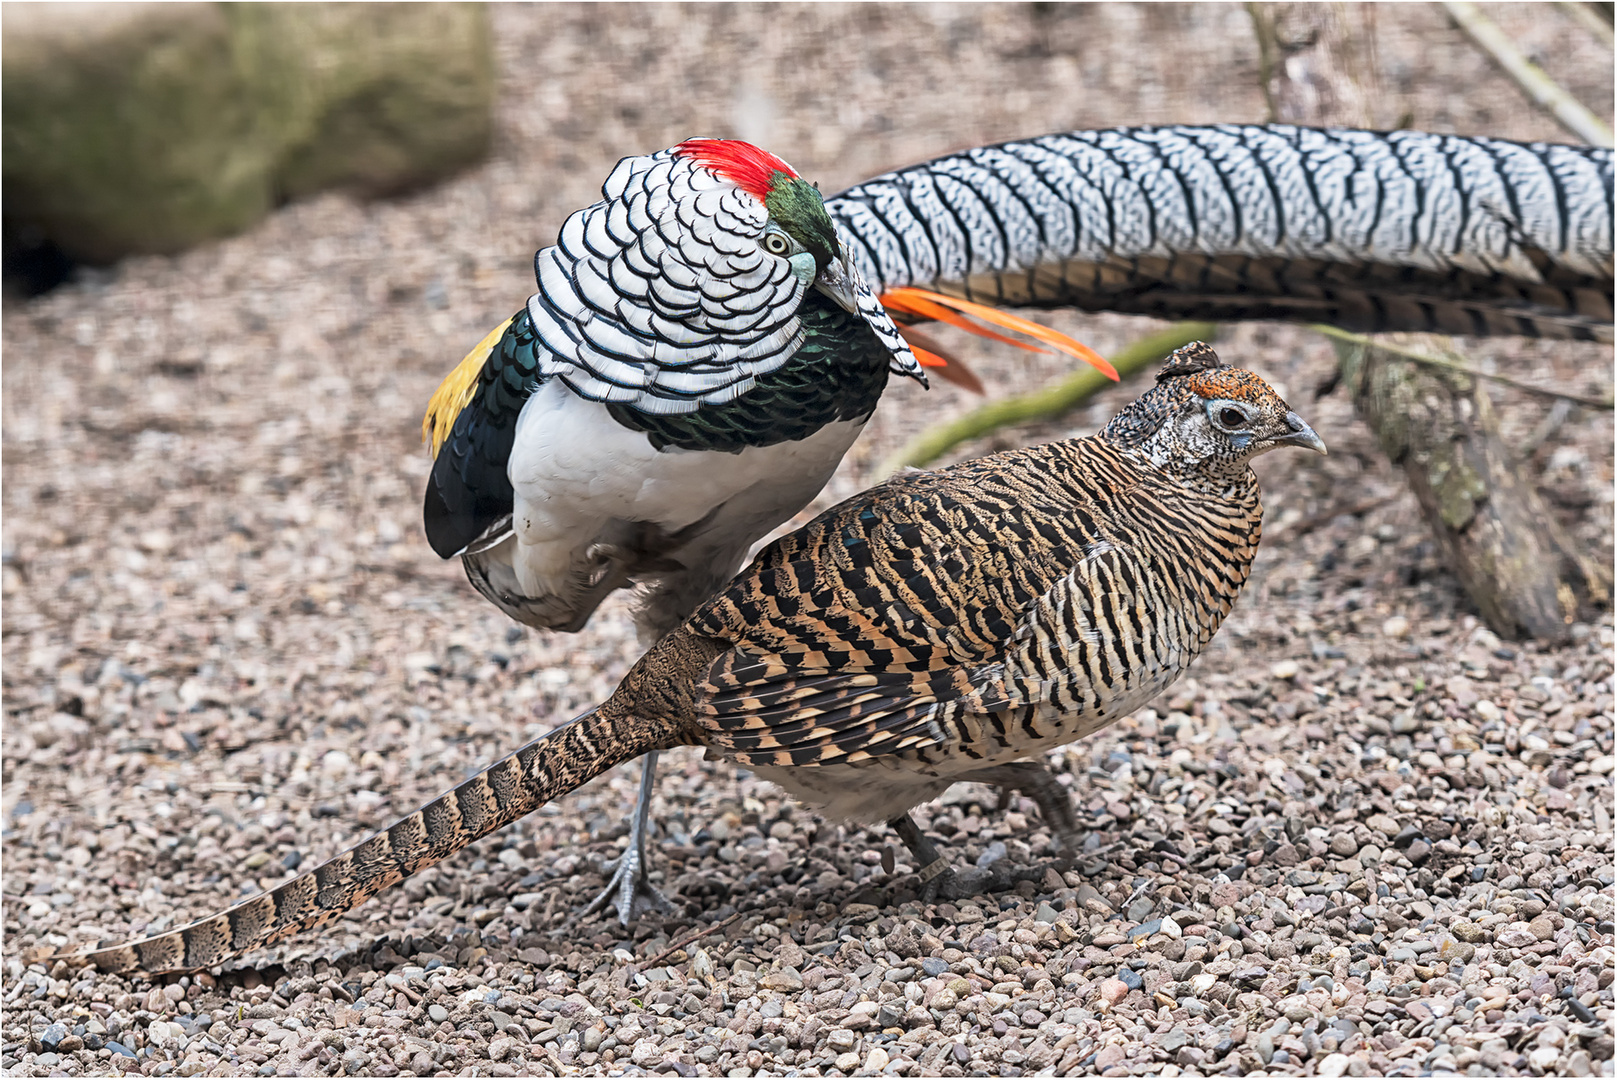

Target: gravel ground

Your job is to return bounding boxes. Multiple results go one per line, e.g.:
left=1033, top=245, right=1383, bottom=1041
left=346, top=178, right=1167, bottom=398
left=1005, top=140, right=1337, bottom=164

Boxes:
left=4, top=5, right=1613, bottom=1078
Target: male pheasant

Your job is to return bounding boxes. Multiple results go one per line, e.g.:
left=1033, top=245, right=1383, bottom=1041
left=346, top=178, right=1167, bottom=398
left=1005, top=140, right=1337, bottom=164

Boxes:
left=74, top=342, right=1326, bottom=974
left=420, top=138, right=1111, bottom=922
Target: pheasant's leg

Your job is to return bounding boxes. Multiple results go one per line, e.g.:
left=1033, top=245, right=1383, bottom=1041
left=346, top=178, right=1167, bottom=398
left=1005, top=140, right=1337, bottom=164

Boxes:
left=889, top=763, right=1080, bottom=903
left=887, top=812, right=1007, bottom=902
left=582, top=752, right=674, bottom=924
left=888, top=813, right=955, bottom=902
left=953, top=762, right=1081, bottom=855
left=884, top=764, right=1078, bottom=903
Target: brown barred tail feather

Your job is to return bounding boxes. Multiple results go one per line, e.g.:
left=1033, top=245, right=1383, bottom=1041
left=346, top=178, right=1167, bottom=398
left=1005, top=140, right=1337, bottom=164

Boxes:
left=69, top=704, right=686, bottom=974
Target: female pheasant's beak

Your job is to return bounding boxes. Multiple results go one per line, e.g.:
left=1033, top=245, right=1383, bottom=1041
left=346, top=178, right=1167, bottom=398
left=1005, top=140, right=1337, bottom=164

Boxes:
left=1275, top=411, right=1328, bottom=455
left=813, top=252, right=860, bottom=314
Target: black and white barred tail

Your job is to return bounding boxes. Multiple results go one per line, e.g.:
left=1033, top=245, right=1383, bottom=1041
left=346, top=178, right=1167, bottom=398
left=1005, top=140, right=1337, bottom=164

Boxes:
left=829, top=124, right=1613, bottom=341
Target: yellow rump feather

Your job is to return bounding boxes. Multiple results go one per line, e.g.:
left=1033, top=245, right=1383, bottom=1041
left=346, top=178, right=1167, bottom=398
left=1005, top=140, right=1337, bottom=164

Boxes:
left=422, top=318, right=514, bottom=457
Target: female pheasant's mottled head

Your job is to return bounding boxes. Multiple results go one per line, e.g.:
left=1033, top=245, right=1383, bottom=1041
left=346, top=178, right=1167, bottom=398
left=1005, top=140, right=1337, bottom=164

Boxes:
left=674, top=138, right=850, bottom=304
left=1100, top=342, right=1326, bottom=476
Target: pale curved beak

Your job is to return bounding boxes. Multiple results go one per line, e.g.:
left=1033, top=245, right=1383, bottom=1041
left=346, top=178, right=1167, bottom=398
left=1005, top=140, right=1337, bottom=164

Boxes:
left=1277, top=411, right=1328, bottom=455
left=813, top=251, right=860, bottom=314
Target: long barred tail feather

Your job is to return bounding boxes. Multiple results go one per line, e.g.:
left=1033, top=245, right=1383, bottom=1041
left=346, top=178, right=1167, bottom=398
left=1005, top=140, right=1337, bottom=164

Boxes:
left=67, top=706, right=684, bottom=974
left=831, top=124, right=1614, bottom=342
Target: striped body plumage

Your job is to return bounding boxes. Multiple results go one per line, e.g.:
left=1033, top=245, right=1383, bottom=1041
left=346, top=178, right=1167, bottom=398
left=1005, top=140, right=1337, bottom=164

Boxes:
left=697, top=434, right=1262, bottom=823
left=687, top=348, right=1280, bottom=824
left=73, top=343, right=1326, bottom=974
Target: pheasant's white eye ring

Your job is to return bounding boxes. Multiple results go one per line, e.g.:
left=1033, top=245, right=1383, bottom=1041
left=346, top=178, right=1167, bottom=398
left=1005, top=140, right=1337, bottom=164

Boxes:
left=763, top=232, right=791, bottom=256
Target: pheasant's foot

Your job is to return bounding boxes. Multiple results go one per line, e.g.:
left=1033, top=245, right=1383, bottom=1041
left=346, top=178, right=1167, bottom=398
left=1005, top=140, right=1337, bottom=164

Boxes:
left=886, top=808, right=957, bottom=905
left=581, top=848, right=674, bottom=924
left=931, top=856, right=1072, bottom=901
left=891, top=768, right=1080, bottom=904
left=577, top=751, right=673, bottom=925
left=934, top=864, right=991, bottom=901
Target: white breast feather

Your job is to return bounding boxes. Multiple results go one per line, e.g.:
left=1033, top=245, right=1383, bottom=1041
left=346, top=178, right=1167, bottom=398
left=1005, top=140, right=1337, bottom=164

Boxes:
left=505, top=381, right=867, bottom=599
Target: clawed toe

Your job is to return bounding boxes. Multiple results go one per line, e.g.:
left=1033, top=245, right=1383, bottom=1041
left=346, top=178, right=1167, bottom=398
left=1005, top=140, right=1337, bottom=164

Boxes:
left=581, top=853, right=674, bottom=925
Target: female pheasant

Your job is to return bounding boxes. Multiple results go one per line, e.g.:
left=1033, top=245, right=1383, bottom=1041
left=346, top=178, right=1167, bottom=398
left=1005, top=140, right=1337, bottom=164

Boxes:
left=420, top=138, right=1111, bottom=922
left=73, top=343, right=1325, bottom=974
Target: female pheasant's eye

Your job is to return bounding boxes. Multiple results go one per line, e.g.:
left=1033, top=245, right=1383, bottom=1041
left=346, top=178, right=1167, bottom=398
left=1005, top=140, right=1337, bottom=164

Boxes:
left=1219, top=407, right=1245, bottom=428
left=763, top=233, right=790, bottom=256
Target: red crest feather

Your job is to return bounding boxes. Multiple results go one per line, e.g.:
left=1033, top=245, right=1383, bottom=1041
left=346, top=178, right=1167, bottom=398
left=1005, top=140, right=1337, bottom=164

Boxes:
left=674, top=138, right=798, bottom=200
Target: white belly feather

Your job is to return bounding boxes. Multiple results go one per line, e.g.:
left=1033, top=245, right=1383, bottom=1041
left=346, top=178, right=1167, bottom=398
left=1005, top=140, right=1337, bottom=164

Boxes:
left=505, top=379, right=866, bottom=603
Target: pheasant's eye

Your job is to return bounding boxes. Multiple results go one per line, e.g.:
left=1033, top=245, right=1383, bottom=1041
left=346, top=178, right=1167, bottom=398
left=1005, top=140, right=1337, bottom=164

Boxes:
left=763, top=233, right=791, bottom=256
left=1218, top=407, right=1245, bottom=428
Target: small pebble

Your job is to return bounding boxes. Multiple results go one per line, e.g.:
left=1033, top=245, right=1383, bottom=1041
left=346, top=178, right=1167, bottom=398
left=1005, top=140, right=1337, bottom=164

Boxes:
left=1313, top=1047, right=1351, bottom=1073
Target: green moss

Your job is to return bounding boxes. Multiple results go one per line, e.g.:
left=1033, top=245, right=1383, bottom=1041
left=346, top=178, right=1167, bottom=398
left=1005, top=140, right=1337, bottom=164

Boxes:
left=2, top=3, right=492, bottom=263
left=3, top=5, right=267, bottom=260
left=1430, top=455, right=1486, bottom=531
left=232, top=4, right=494, bottom=201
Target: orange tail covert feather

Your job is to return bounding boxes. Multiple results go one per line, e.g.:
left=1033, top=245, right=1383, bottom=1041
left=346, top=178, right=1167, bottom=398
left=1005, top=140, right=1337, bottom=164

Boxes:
left=880, top=287, right=1119, bottom=382
left=896, top=325, right=987, bottom=395
left=883, top=289, right=1047, bottom=352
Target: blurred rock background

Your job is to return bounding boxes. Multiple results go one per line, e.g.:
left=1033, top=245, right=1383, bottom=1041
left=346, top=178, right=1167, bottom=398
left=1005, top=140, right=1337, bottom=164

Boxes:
left=4, top=2, right=492, bottom=281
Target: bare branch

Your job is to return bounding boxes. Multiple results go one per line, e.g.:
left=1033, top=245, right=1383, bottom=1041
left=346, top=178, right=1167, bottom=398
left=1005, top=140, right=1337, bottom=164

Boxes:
left=1246, top=3, right=1283, bottom=123
left=1442, top=0, right=1614, bottom=147
left=1557, top=1, right=1614, bottom=47
left=1336, top=332, right=1610, bottom=641
left=1311, top=326, right=1614, bottom=410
